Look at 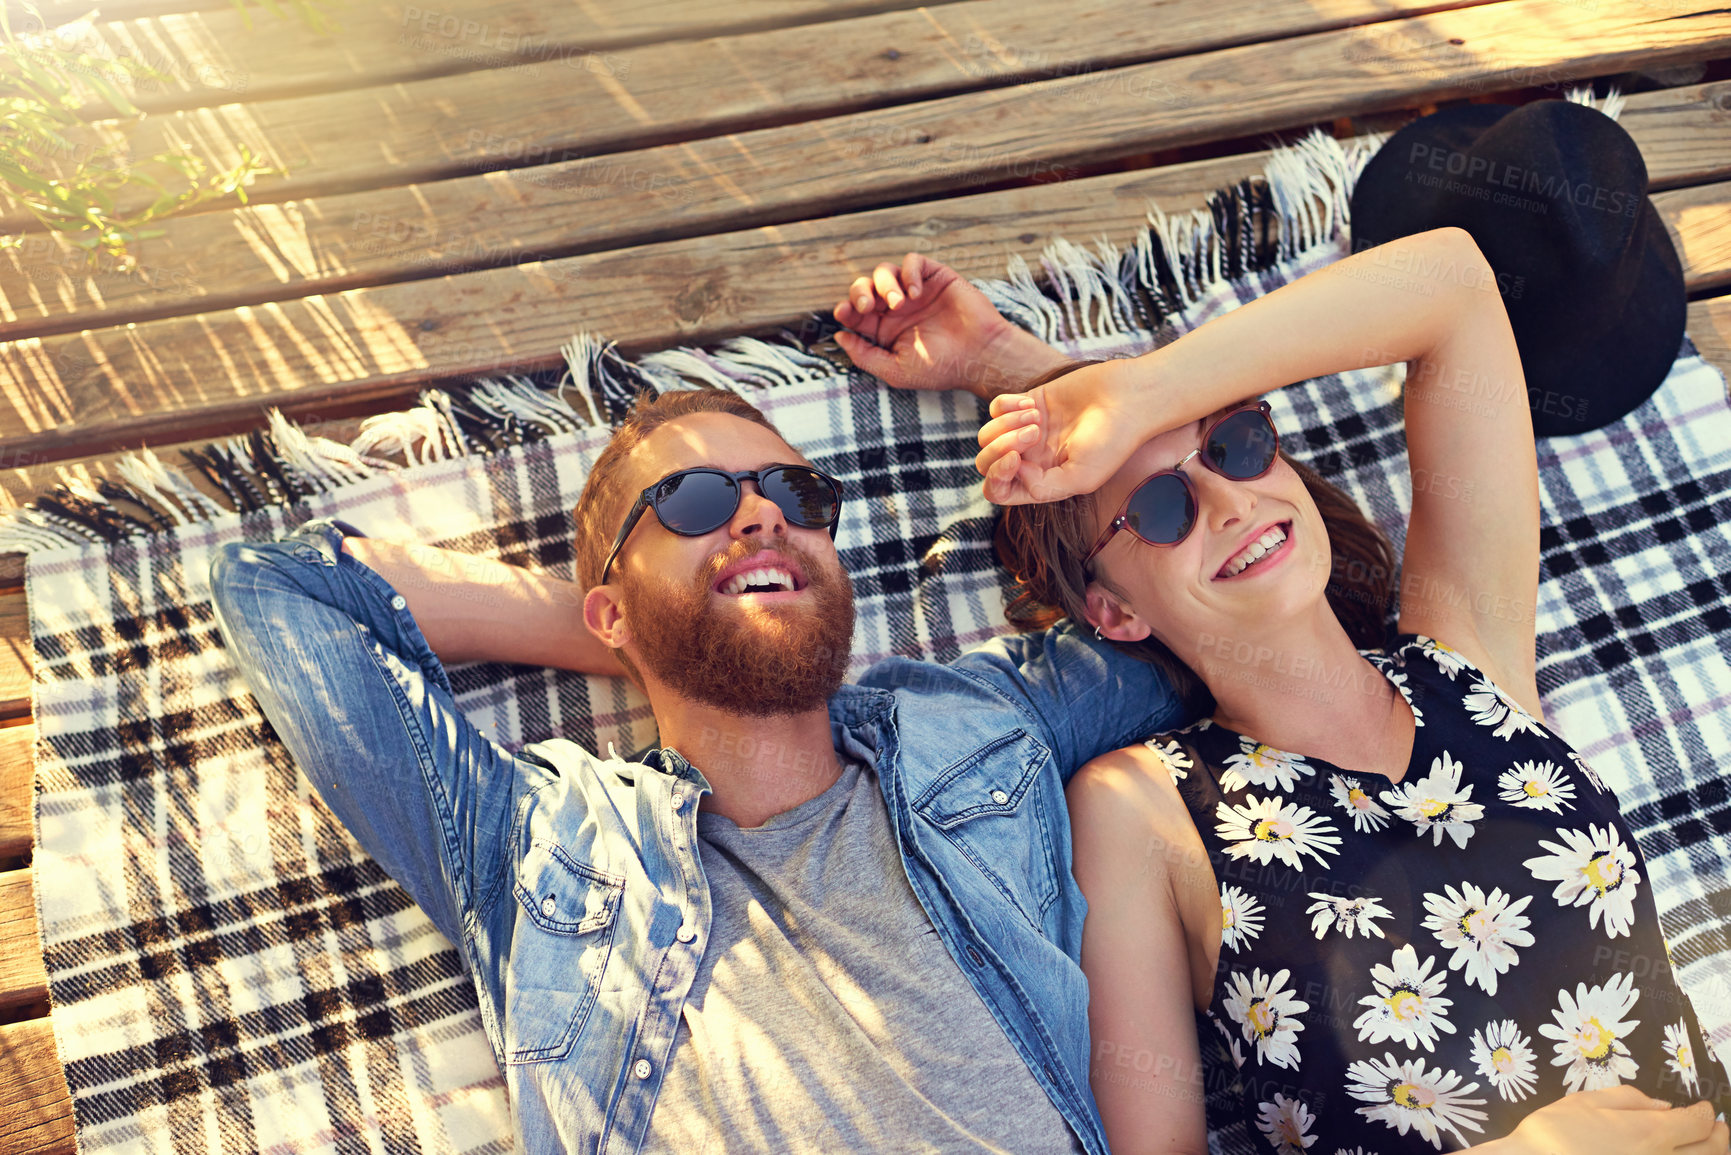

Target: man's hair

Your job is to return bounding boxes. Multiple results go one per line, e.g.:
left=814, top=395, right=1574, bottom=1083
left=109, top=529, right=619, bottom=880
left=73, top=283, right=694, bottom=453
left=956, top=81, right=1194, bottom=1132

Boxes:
left=572, top=389, right=787, bottom=592
left=993, top=361, right=1397, bottom=718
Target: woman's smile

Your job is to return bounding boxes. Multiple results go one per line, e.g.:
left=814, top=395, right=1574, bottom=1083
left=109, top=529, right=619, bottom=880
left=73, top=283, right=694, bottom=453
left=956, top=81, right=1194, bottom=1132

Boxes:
left=1214, top=519, right=1296, bottom=582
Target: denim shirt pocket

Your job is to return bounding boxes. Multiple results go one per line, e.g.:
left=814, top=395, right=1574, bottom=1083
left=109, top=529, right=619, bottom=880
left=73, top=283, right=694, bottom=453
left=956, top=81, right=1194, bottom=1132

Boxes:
left=505, top=840, right=625, bottom=1064
left=912, top=729, right=1061, bottom=929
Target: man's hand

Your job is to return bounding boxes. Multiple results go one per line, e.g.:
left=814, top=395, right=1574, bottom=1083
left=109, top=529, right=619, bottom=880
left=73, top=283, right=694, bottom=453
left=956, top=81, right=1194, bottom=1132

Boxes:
left=1486, top=1087, right=1728, bottom=1155
left=974, top=359, right=1155, bottom=505
left=832, top=252, right=1069, bottom=398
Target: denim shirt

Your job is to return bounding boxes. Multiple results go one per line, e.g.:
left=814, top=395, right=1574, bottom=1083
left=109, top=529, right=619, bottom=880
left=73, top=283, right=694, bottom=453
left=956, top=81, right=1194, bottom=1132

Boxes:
left=208, top=518, right=1187, bottom=1155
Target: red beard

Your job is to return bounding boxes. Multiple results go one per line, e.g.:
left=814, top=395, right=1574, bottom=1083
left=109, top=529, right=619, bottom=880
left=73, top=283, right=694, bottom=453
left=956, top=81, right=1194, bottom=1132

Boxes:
left=621, top=540, right=855, bottom=716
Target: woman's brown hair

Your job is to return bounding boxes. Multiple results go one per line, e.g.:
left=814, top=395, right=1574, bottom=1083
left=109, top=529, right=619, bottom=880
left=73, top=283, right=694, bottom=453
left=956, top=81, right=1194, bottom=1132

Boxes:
left=993, top=360, right=1398, bottom=717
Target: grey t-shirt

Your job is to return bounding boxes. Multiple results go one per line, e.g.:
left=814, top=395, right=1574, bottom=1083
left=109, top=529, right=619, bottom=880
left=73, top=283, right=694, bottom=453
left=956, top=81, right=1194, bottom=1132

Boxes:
left=641, top=758, right=1085, bottom=1155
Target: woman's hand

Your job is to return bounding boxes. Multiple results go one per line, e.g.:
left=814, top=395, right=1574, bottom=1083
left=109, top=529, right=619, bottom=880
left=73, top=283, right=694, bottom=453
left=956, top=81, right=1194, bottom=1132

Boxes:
left=1488, top=1087, right=1728, bottom=1155
left=832, top=252, right=1069, bottom=397
left=974, top=360, right=1153, bottom=505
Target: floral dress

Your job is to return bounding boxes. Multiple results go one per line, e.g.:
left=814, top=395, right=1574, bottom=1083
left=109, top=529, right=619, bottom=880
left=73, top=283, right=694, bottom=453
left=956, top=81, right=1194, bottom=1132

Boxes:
left=1155, top=634, right=1729, bottom=1153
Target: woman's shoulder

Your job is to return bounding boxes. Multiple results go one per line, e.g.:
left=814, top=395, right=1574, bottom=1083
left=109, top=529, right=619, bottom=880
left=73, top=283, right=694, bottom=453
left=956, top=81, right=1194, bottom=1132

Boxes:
left=1067, top=739, right=1209, bottom=852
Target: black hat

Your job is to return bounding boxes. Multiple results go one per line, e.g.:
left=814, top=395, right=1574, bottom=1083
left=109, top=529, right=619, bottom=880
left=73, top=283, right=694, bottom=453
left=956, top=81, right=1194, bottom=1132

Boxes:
left=1348, top=99, right=1684, bottom=437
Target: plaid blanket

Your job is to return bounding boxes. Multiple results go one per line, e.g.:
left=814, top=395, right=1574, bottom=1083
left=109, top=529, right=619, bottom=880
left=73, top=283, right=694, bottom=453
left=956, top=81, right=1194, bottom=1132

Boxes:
left=11, top=120, right=1731, bottom=1154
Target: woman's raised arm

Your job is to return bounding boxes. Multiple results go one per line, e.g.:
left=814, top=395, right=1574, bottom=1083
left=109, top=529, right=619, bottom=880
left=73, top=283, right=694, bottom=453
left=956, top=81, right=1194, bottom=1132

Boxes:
left=975, top=226, right=1538, bottom=709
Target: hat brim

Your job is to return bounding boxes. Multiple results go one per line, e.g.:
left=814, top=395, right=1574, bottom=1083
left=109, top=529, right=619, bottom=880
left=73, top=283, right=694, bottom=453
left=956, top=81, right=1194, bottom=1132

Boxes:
left=1346, top=102, right=1684, bottom=438
left=1521, top=198, right=1685, bottom=437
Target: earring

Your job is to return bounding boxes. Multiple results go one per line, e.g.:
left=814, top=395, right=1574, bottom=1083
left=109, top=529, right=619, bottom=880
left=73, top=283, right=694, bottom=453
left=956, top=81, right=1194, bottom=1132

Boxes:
left=1094, top=626, right=1103, bottom=641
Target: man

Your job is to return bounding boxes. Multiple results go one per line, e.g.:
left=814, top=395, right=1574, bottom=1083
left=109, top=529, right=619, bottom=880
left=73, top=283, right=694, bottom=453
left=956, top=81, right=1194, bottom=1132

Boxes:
left=208, top=255, right=1182, bottom=1154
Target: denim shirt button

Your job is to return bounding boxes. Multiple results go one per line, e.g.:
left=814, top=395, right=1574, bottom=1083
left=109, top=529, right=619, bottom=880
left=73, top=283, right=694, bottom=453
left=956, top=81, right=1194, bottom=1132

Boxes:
left=676, top=925, right=696, bottom=944
left=540, top=895, right=556, bottom=917
left=671, top=791, right=685, bottom=811
left=390, top=595, right=407, bottom=611
left=990, top=789, right=1009, bottom=805
left=633, top=1059, right=653, bottom=1080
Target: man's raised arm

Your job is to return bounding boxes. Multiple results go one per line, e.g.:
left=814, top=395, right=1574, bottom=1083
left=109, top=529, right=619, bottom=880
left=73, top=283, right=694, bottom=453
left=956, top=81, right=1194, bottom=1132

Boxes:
left=339, top=536, right=623, bottom=674
left=831, top=252, right=1071, bottom=398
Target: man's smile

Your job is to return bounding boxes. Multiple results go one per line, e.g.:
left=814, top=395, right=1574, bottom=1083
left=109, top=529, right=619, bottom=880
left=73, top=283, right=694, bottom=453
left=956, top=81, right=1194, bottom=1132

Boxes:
left=711, top=550, right=810, bottom=599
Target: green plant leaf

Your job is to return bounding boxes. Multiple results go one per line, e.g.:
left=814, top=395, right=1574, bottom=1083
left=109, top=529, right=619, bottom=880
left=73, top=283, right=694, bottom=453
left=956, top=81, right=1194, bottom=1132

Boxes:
left=0, top=160, right=54, bottom=194
left=82, top=72, right=142, bottom=117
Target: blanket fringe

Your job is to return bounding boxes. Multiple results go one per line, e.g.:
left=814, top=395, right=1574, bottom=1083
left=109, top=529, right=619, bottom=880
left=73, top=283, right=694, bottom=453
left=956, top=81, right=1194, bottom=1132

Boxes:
left=0, top=122, right=1408, bottom=551
left=1566, top=83, right=1625, bottom=122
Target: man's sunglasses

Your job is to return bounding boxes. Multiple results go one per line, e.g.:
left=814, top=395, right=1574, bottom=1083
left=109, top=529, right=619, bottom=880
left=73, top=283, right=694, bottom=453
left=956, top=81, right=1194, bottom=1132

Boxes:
left=600, top=464, right=844, bottom=583
left=1082, top=401, right=1280, bottom=566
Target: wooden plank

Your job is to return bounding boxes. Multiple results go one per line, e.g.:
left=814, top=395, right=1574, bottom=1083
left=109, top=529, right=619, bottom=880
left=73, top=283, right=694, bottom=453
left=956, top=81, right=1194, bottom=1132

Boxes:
left=0, top=147, right=1277, bottom=466
left=1619, top=78, right=1731, bottom=190
left=37, top=0, right=262, bottom=22
left=2, top=159, right=1727, bottom=514
left=5, top=179, right=1731, bottom=475
left=1661, top=182, right=1731, bottom=295
left=0, top=1017, right=75, bottom=1155
left=0, top=597, right=27, bottom=724
left=0, top=872, right=47, bottom=1013
left=36, top=0, right=216, bottom=19
left=1, top=99, right=1727, bottom=465
left=0, top=726, right=32, bottom=863
left=0, top=0, right=1512, bottom=233
left=29, top=0, right=962, bottom=118
left=1, top=0, right=1725, bottom=346
left=1692, top=294, right=1731, bottom=380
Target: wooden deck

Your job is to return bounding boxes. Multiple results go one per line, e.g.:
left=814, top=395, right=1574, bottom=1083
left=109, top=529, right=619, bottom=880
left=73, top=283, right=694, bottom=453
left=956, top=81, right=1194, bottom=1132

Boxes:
left=2, top=0, right=1729, bottom=1149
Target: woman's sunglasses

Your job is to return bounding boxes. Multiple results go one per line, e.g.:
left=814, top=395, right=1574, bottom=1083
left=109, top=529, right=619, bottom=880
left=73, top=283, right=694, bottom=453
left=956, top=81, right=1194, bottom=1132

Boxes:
left=1082, top=401, right=1280, bottom=566
left=600, top=464, right=844, bottom=583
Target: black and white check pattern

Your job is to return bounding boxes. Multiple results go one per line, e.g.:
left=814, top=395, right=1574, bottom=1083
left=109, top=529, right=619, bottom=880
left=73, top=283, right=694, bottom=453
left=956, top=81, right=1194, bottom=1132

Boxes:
left=16, top=141, right=1731, bottom=1153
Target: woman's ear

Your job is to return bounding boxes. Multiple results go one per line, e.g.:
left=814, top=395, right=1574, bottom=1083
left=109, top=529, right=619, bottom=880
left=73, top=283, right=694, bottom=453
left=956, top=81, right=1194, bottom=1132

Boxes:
left=1083, top=581, right=1152, bottom=643
left=583, top=585, right=631, bottom=651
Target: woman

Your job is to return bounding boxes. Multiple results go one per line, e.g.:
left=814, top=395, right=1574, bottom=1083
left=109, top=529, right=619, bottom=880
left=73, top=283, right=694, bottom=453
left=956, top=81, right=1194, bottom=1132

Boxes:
left=834, top=231, right=1730, bottom=1154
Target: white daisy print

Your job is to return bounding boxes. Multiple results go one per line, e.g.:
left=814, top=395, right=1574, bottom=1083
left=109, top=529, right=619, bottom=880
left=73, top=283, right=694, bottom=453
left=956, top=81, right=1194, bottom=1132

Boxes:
left=1220, top=734, right=1313, bottom=793
left=1221, top=884, right=1266, bottom=952
left=1567, top=749, right=1609, bottom=794
left=1523, top=823, right=1642, bottom=939
left=1256, top=1094, right=1316, bottom=1155
left=1216, top=794, right=1342, bottom=871
left=1226, top=1034, right=1246, bottom=1070
left=1469, top=1019, right=1538, bottom=1101
left=1497, top=760, right=1577, bottom=813
left=1381, top=751, right=1485, bottom=849
left=1663, top=1019, right=1700, bottom=1096
left=1208, top=1007, right=1248, bottom=1069
left=1416, top=636, right=1474, bottom=680
left=1346, top=1052, right=1487, bottom=1149
left=1538, top=973, right=1641, bottom=1092
left=1387, top=669, right=1425, bottom=727
left=1420, top=883, right=1535, bottom=996
left=1463, top=677, right=1545, bottom=741
left=1143, top=736, right=1192, bottom=783
left=1355, top=944, right=1456, bottom=1052
left=1307, top=892, right=1394, bottom=940
left=1223, top=967, right=1310, bottom=1070
left=1330, top=773, right=1394, bottom=833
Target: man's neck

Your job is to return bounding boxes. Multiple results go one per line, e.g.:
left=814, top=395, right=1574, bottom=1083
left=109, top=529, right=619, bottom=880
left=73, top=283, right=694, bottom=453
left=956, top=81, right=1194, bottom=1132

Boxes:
left=652, top=698, right=844, bottom=829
